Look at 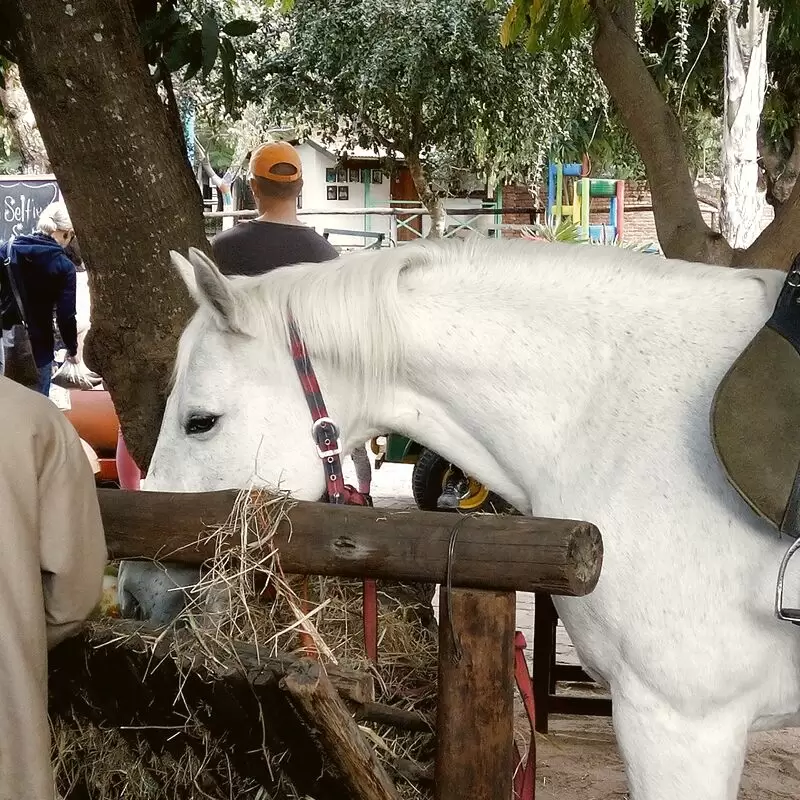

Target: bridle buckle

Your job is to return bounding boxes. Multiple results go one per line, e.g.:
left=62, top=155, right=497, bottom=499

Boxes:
left=311, top=416, right=342, bottom=458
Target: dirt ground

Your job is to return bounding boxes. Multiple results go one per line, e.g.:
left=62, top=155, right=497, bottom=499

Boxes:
left=531, top=715, right=800, bottom=799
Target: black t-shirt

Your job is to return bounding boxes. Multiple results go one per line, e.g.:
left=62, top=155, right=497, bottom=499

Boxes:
left=211, top=220, right=338, bottom=276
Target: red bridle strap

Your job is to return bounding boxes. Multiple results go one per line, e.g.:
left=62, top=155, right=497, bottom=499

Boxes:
left=287, top=316, right=378, bottom=662
left=288, top=317, right=348, bottom=504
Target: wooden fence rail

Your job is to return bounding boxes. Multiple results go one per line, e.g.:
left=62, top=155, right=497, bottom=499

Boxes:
left=98, top=488, right=602, bottom=596
left=94, top=488, right=603, bottom=800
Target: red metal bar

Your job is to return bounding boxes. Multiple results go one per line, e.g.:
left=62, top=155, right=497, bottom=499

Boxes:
left=513, top=630, right=536, bottom=799
left=363, top=578, right=378, bottom=663
left=300, top=575, right=318, bottom=659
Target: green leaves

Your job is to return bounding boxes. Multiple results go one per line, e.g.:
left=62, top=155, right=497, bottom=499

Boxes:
left=201, top=13, right=219, bottom=79
left=243, top=0, right=605, bottom=192
left=222, top=19, right=260, bottom=36
left=139, top=3, right=182, bottom=51
left=500, top=4, right=526, bottom=46
left=219, top=37, right=237, bottom=115
left=137, top=3, right=262, bottom=117
left=498, top=0, right=590, bottom=53
left=264, top=0, right=296, bottom=11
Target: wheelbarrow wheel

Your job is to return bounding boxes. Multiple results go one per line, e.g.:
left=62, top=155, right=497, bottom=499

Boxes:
left=411, top=447, right=515, bottom=513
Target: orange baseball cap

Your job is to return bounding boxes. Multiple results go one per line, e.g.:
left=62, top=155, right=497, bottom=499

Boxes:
left=248, top=141, right=303, bottom=182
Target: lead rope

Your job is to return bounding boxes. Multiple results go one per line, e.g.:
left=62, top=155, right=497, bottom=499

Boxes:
left=287, top=317, right=379, bottom=663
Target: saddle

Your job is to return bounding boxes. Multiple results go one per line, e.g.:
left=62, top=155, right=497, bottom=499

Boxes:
left=712, top=256, right=800, bottom=537
left=711, top=255, right=800, bottom=623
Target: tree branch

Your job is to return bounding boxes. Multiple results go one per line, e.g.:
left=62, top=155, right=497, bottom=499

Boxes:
left=590, top=0, right=731, bottom=264
left=694, top=178, right=720, bottom=210
left=736, top=157, right=800, bottom=269
left=0, top=62, right=49, bottom=171
left=159, top=61, right=187, bottom=157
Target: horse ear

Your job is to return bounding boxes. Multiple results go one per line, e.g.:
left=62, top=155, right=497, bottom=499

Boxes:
left=177, top=247, right=248, bottom=332
left=186, top=247, right=238, bottom=324
left=169, top=250, right=201, bottom=304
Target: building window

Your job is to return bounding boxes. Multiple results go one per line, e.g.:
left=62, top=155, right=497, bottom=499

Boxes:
left=325, top=168, right=336, bottom=183
left=327, top=186, right=337, bottom=200
left=337, top=185, right=349, bottom=201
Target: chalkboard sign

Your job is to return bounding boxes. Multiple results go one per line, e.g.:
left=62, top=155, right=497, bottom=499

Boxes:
left=0, top=175, right=60, bottom=243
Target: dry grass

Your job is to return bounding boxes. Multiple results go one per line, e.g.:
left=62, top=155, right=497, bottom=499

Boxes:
left=51, top=487, right=437, bottom=799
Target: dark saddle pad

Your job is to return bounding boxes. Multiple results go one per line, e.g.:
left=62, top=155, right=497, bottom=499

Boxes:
left=711, top=256, right=800, bottom=537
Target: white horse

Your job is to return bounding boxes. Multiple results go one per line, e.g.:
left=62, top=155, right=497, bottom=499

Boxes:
left=137, top=237, right=800, bottom=799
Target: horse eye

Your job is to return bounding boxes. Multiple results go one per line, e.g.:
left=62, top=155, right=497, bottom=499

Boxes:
left=184, top=414, right=220, bottom=436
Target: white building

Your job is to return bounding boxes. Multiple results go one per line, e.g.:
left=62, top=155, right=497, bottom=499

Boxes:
left=211, top=135, right=498, bottom=250
left=294, top=140, right=394, bottom=249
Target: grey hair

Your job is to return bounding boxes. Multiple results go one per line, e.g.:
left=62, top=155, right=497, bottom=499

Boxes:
left=36, top=201, right=73, bottom=234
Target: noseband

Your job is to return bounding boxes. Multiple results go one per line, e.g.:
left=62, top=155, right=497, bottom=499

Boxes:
left=287, top=318, right=378, bottom=662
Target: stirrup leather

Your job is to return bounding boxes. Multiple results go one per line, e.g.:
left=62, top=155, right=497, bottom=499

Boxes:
left=775, top=536, right=800, bottom=625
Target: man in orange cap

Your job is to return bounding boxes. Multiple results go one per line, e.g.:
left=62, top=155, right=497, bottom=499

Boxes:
left=210, top=142, right=372, bottom=495
left=211, top=141, right=338, bottom=276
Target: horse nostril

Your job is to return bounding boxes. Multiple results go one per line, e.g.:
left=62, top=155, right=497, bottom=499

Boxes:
left=120, top=589, right=142, bottom=620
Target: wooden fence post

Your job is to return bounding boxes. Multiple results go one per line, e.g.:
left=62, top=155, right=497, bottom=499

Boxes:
left=435, top=587, right=516, bottom=800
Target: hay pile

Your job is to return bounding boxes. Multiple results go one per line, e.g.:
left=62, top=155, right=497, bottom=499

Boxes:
left=51, top=489, right=438, bottom=799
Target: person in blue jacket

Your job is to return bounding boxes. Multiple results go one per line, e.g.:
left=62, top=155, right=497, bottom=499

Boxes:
left=0, top=202, right=81, bottom=395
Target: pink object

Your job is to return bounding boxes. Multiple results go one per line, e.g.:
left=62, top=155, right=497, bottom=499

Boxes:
left=615, top=180, right=625, bottom=241
left=116, top=427, right=141, bottom=490
left=513, top=631, right=536, bottom=799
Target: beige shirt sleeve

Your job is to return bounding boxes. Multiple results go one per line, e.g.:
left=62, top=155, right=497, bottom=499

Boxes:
left=38, top=413, right=108, bottom=649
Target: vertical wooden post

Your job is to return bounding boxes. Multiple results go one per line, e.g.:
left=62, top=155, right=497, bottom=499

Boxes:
left=532, top=592, right=557, bottom=734
left=435, top=587, right=516, bottom=800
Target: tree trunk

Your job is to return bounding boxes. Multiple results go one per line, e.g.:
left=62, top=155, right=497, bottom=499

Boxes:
left=406, top=150, right=446, bottom=239
left=719, top=0, right=770, bottom=249
left=4, top=0, right=210, bottom=469
left=0, top=63, right=49, bottom=172
left=196, top=138, right=234, bottom=229
left=590, top=0, right=732, bottom=265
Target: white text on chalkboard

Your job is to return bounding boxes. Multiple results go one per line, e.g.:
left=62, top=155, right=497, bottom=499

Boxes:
left=4, top=195, right=48, bottom=226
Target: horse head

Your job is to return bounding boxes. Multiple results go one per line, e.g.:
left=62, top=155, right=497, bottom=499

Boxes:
left=147, top=247, right=356, bottom=500
left=119, top=246, right=375, bottom=622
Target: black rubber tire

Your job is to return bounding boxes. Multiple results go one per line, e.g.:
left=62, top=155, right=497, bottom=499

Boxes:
left=411, top=447, right=515, bottom=514
left=411, top=448, right=452, bottom=511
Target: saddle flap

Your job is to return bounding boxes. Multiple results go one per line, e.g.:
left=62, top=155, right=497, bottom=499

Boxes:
left=711, top=267, right=800, bottom=535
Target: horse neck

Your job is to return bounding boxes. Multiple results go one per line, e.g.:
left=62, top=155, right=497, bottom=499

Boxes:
left=328, top=281, right=613, bottom=515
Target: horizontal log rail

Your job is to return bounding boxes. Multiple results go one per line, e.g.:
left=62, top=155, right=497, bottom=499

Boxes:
left=98, top=488, right=603, bottom=597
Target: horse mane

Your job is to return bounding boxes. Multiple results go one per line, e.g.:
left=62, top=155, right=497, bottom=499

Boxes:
left=172, top=240, right=420, bottom=398
left=173, top=237, right=783, bottom=400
